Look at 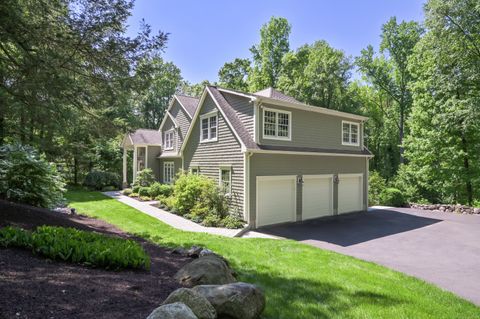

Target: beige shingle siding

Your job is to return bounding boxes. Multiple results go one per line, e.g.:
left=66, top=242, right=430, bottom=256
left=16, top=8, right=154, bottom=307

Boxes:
left=183, top=95, right=244, bottom=216
left=170, top=100, right=191, bottom=151
left=249, top=153, right=367, bottom=227
left=258, top=103, right=363, bottom=151
left=221, top=92, right=254, bottom=136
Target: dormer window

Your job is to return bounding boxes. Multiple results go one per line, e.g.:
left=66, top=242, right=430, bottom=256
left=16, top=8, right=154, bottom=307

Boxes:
left=342, top=121, right=360, bottom=146
left=164, top=130, right=174, bottom=150
left=200, top=111, right=218, bottom=143
left=263, top=108, right=291, bottom=140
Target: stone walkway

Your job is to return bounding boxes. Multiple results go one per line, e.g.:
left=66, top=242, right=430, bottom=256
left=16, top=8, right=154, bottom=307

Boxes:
left=103, top=191, right=276, bottom=239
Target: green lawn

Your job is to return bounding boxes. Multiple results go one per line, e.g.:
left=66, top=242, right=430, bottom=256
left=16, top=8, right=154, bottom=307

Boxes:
left=66, top=190, right=479, bottom=319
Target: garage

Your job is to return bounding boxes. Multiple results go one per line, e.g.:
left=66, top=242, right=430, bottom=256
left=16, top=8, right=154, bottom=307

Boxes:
left=256, top=176, right=296, bottom=227
left=338, top=174, right=364, bottom=214
left=302, top=175, right=333, bottom=220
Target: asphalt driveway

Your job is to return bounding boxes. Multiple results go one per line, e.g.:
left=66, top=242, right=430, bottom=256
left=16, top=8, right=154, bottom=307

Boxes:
left=258, top=207, right=480, bottom=305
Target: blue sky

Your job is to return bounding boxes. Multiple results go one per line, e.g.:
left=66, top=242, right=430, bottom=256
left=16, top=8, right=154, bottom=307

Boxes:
left=127, top=0, right=424, bottom=84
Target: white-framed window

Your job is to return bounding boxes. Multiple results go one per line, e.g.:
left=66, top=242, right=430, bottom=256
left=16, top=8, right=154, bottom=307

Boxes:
left=342, top=121, right=360, bottom=146
left=200, top=111, right=218, bottom=143
left=219, top=167, right=232, bottom=194
left=190, top=166, right=199, bottom=175
left=164, top=130, right=174, bottom=150
left=263, top=108, right=291, bottom=140
left=163, top=162, right=175, bottom=184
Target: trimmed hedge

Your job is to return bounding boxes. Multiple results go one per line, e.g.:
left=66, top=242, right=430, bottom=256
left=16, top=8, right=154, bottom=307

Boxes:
left=0, top=226, right=150, bottom=270
left=379, top=188, right=406, bottom=207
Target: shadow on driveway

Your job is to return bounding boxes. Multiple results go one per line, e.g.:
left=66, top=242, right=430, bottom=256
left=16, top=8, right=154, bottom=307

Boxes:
left=258, top=209, right=442, bottom=246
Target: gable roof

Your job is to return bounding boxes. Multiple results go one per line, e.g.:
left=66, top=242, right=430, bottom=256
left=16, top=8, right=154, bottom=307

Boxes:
left=254, top=87, right=301, bottom=104
left=126, top=129, right=162, bottom=145
left=175, top=94, right=199, bottom=118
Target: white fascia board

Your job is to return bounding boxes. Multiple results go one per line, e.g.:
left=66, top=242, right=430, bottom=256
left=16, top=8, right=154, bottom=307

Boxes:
left=179, top=88, right=209, bottom=154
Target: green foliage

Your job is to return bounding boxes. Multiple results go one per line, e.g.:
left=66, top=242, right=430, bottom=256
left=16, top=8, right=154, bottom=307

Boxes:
left=218, top=58, right=251, bottom=91
left=129, top=193, right=139, bottom=198
left=278, top=40, right=354, bottom=111
left=249, top=17, right=291, bottom=91
left=173, top=172, right=219, bottom=215
left=220, top=215, right=245, bottom=229
left=148, top=182, right=173, bottom=198
left=0, top=144, right=65, bottom=208
left=133, top=168, right=156, bottom=187
left=0, top=226, right=150, bottom=270
left=122, top=188, right=132, bottom=196
left=201, top=214, right=222, bottom=227
left=368, top=171, right=387, bottom=206
left=160, top=195, right=177, bottom=211
left=379, top=188, right=406, bottom=207
left=132, top=185, right=141, bottom=193
left=83, top=170, right=120, bottom=191
left=138, top=187, right=151, bottom=197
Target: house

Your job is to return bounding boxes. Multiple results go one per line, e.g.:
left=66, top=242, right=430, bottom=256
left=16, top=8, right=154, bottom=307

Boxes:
left=121, top=86, right=372, bottom=228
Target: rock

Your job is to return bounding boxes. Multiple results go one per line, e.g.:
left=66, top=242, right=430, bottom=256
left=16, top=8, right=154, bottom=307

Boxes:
left=187, top=246, right=204, bottom=258
left=163, top=288, right=216, bottom=319
left=171, top=247, right=187, bottom=255
left=175, top=255, right=236, bottom=287
left=439, top=206, right=446, bottom=211
left=146, top=302, right=198, bottom=319
left=192, top=282, right=265, bottom=319
left=199, top=249, right=214, bottom=257
left=474, top=208, right=480, bottom=214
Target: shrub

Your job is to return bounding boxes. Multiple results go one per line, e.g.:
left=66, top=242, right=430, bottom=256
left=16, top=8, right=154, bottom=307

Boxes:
left=379, top=188, right=406, bottom=207
left=369, top=171, right=387, bottom=206
left=148, top=182, right=173, bottom=198
left=83, top=170, right=120, bottom=191
left=133, top=168, right=156, bottom=187
left=161, top=195, right=177, bottom=210
left=220, top=215, right=245, bottom=229
left=0, top=226, right=150, bottom=270
left=0, top=144, right=65, bottom=208
left=122, top=188, right=132, bottom=196
left=139, top=196, right=152, bottom=201
left=129, top=192, right=139, bottom=198
left=132, top=185, right=141, bottom=193
left=202, top=214, right=222, bottom=227
left=138, top=186, right=151, bottom=197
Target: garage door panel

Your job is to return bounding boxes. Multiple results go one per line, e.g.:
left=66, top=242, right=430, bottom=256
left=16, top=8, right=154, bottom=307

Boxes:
left=338, top=174, right=363, bottom=214
left=257, top=176, right=296, bottom=227
left=303, top=175, right=333, bottom=220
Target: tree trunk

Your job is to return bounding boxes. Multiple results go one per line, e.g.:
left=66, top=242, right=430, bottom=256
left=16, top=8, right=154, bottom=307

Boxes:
left=461, top=135, right=473, bottom=206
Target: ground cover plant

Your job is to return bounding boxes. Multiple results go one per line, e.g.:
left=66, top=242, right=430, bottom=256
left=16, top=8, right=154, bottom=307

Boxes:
left=66, top=189, right=480, bottom=319
left=0, top=225, right=150, bottom=270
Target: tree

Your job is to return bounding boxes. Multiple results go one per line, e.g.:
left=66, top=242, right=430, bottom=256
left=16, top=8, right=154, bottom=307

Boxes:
left=218, top=58, right=251, bottom=91
left=248, top=17, right=291, bottom=91
left=135, top=56, right=182, bottom=129
left=0, top=0, right=167, bottom=182
left=401, top=0, right=480, bottom=205
left=178, top=80, right=212, bottom=97
left=356, top=17, right=423, bottom=164
left=278, top=40, right=353, bottom=111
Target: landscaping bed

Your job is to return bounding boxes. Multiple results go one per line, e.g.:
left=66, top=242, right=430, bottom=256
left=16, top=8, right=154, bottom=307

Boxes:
left=0, top=199, right=192, bottom=319
left=409, top=203, right=480, bottom=214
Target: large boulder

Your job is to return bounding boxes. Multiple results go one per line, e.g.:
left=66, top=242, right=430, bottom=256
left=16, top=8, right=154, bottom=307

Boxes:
left=174, top=255, right=236, bottom=287
left=192, top=282, right=265, bottom=319
left=163, top=288, right=216, bottom=319
left=146, top=302, right=198, bottom=319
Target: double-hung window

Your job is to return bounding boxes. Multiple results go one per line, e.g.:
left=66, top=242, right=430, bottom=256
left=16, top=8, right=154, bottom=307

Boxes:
left=200, top=112, right=218, bottom=142
left=190, top=166, right=199, bottom=175
left=342, top=121, right=360, bottom=146
left=219, top=167, right=232, bottom=195
left=163, top=162, right=175, bottom=184
left=164, top=130, right=174, bottom=150
left=263, top=108, right=291, bottom=140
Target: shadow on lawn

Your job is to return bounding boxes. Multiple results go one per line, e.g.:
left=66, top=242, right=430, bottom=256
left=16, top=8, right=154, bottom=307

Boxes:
left=244, top=271, right=404, bottom=319
left=258, top=209, right=442, bottom=246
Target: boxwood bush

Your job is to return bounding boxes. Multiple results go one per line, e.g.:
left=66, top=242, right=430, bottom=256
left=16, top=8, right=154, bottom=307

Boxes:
left=0, top=144, right=65, bottom=208
left=0, top=226, right=150, bottom=270
left=379, top=188, right=406, bottom=207
left=148, top=182, right=173, bottom=198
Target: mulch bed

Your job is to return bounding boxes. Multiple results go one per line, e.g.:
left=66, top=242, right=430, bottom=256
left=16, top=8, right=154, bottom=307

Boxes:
left=0, top=200, right=192, bottom=319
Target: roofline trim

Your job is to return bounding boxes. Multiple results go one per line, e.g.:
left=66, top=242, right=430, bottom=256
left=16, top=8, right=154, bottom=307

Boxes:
left=246, top=148, right=374, bottom=158
left=216, top=86, right=368, bottom=121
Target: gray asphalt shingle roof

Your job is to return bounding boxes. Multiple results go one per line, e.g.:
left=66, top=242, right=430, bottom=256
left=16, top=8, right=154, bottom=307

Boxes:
left=128, top=129, right=162, bottom=145
left=254, top=87, right=301, bottom=104
left=175, top=94, right=199, bottom=118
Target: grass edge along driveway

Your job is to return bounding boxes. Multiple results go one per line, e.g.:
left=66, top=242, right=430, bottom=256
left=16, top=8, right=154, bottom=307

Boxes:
left=66, top=190, right=480, bottom=319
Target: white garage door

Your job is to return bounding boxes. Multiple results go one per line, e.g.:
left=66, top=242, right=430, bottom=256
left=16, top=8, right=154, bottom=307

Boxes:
left=256, top=176, right=296, bottom=227
left=338, top=174, right=364, bottom=214
left=302, top=175, right=333, bottom=220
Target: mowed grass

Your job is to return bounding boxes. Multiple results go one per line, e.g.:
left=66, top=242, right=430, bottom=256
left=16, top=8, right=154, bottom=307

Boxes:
left=66, top=190, right=480, bottom=319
